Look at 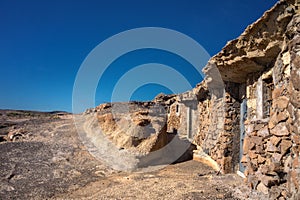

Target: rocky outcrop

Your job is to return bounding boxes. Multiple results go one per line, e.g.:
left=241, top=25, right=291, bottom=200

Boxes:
left=210, top=0, right=295, bottom=83
left=81, top=99, right=194, bottom=171
left=95, top=102, right=168, bottom=155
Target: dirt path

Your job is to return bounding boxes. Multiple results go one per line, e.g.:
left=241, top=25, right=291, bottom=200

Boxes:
left=55, top=160, right=249, bottom=200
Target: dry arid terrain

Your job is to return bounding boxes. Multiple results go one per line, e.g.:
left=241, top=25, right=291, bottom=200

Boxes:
left=0, top=109, right=264, bottom=200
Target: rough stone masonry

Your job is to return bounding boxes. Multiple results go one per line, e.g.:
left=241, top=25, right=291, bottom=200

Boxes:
left=193, top=0, right=300, bottom=199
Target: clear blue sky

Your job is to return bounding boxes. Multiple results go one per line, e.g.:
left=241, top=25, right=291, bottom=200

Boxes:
left=0, top=0, right=278, bottom=112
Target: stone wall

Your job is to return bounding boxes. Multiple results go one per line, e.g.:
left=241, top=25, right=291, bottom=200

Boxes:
left=241, top=13, right=300, bottom=199
left=194, top=83, right=211, bottom=146
left=287, top=15, right=300, bottom=199
left=193, top=1, right=300, bottom=198
left=223, top=82, right=242, bottom=173
left=166, top=90, right=199, bottom=142
left=194, top=79, right=244, bottom=173
left=167, top=102, right=180, bottom=134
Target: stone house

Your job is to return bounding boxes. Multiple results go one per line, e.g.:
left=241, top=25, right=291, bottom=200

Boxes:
left=89, top=0, right=299, bottom=198
left=166, top=91, right=198, bottom=142
left=93, top=1, right=299, bottom=197
left=166, top=1, right=300, bottom=198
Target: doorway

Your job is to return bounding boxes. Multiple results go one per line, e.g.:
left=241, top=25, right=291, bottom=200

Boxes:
left=239, top=98, right=247, bottom=174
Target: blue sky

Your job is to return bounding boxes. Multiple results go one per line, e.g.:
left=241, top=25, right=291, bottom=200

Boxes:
left=0, top=0, right=278, bottom=112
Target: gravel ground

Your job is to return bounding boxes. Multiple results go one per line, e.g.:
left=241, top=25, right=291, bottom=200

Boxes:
left=0, top=110, right=264, bottom=200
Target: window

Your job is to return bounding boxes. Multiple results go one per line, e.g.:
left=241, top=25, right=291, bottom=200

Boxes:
left=176, top=104, right=179, bottom=113
left=246, top=71, right=274, bottom=120
left=262, top=77, right=274, bottom=118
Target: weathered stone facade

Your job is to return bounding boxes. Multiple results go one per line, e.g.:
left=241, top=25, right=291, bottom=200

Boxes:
left=192, top=0, right=300, bottom=199
left=167, top=90, right=199, bottom=142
